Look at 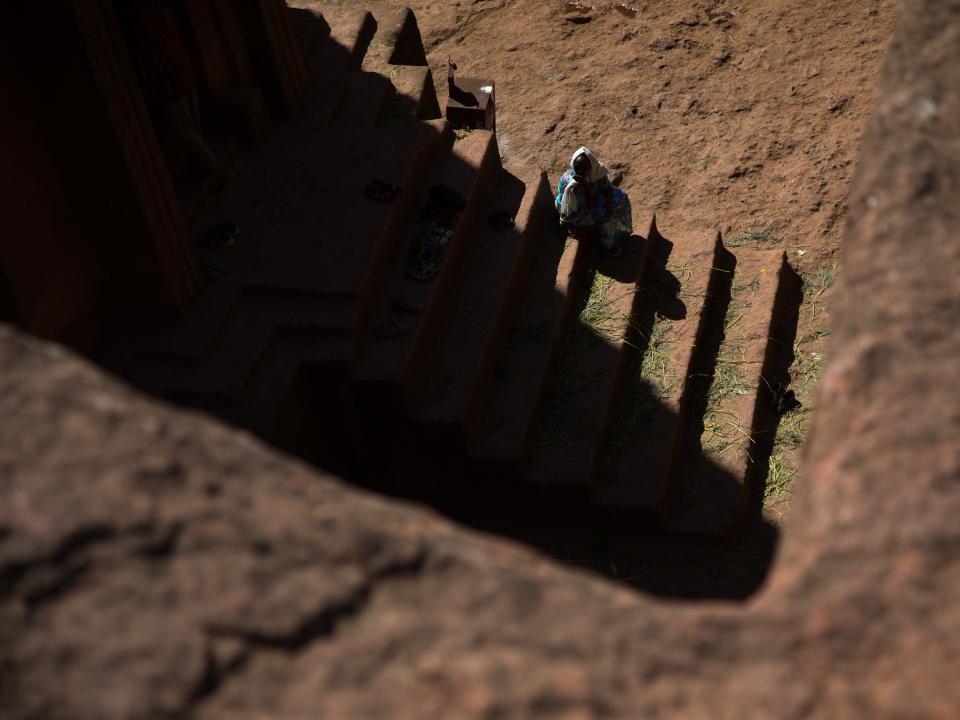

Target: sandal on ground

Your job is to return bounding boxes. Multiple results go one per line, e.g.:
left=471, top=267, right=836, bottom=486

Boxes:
left=199, top=259, right=227, bottom=282
left=374, top=318, right=412, bottom=338
left=777, top=389, right=801, bottom=415
left=364, top=179, right=401, bottom=203
left=202, top=221, right=240, bottom=248
left=390, top=296, right=423, bottom=314
left=600, top=241, right=623, bottom=258
left=770, top=382, right=802, bottom=415
left=487, top=209, right=515, bottom=232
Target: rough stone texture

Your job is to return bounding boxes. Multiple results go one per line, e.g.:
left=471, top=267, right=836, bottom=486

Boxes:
left=2, top=0, right=960, bottom=717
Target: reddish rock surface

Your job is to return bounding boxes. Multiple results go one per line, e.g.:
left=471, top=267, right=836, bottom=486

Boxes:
left=2, top=0, right=960, bottom=718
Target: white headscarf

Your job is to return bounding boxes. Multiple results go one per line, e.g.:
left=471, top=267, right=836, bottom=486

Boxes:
left=560, top=146, right=608, bottom=217
left=570, top=146, right=609, bottom=182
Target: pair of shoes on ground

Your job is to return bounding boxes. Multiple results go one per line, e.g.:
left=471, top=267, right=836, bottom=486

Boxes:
left=770, top=381, right=802, bottom=415
left=487, top=209, right=515, bottom=232
left=199, top=259, right=227, bottom=282
left=374, top=296, right=424, bottom=338
left=202, top=221, right=240, bottom=248
left=600, top=241, right=623, bottom=258
left=365, top=179, right=401, bottom=203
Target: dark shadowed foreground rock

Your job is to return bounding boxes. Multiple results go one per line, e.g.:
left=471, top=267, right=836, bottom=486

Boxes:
left=2, top=0, right=959, bottom=717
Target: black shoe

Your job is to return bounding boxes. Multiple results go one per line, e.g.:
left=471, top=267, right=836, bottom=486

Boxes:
left=777, top=389, right=802, bottom=415
left=390, top=296, right=423, bottom=314
left=202, top=221, right=240, bottom=248
left=365, top=179, right=401, bottom=203
left=770, top=382, right=802, bottom=415
left=487, top=209, right=515, bottom=232
left=769, top=382, right=786, bottom=410
left=600, top=241, right=623, bottom=257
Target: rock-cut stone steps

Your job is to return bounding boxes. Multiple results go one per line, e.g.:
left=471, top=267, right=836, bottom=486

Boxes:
left=523, top=219, right=661, bottom=492
left=667, top=248, right=799, bottom=536
left=454, top=218, right=799, bottom=534
left=112, top=1, right=444, bottom=442
left=106, top=0, right=802, bottom=538
left=413, top=167, right=555, bottom=444
left=593, top=233, right=731, bottom=515
left=351, top=129, right=502, bottom=411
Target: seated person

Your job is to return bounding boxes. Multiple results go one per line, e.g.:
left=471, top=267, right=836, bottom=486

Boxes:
left=555, top=146, right=632, bottom=256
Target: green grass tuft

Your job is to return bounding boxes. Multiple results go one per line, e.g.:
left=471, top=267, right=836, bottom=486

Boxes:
left=727, top=228, right=780, bottom=248
left=578, top=276, right=625, bottom=343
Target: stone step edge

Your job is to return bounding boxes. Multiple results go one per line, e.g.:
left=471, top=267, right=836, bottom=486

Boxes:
left=127, top=302, right=353, bottom=400
left=591, top=231, right=732, bottom=515
left=667, top=249, right=793, bottom=536
left=522, top=215, right=661, bottom=487
left=350, top=130, right=502, bottom=407
left=466, top=230, right=593, bottom=463
left=330, top=70, right=393, bottom=127
left=412, top=167, right=553, bottom=430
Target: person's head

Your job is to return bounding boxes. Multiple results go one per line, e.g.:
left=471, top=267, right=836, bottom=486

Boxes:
left=572, top=153, right=592, bottom=181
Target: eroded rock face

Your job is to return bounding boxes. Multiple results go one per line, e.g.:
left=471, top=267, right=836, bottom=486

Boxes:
left=2, top=0, right=960, bottom=717
left=0, top=327, right=723, bottom=719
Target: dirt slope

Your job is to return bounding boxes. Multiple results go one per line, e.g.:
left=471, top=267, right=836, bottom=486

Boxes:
left=405, top=0, right=896, bottom=511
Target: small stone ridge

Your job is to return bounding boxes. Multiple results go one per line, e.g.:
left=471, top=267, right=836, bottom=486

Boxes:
left=524, top=224, right=653, bottom=488
left=670, top=249, right=790, bottom=535
left=414, top=167, right=552, bottom=432
left=469, top=229, right=587, bottom=463
left=127, top=296, right=354, bottom=400
left=300, top=49, right=350, bottom=128
left=593, top=233, right=729, bottom=515
left=234, top=329, right=352, bottom=441
left=352, top=130, right=500, bottom=410
left=131, top=278, right=240, bottom=361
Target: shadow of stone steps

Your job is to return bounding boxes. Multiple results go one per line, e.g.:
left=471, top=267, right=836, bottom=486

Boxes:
left=291, top=2, right=372, bottom=127
left=669, top=248, right=799, bottom=535
left=121, top=120, right=443, bottom=376
left=379, top=65, right=441, bottom=125
left=469, top=224, right=591, bottom=467
left=125, top=277, right=241, bottom=362
left=414, top=166, right=553, bottom=439
left=352, top=129, right=501, bottom=410
left=523, top=220, right=656, bottom=490
left=293, top=2, right=375, bottom=71
left=331, top=70, right=393, bottom=127
left=286, top=2, right=331, bottom=64
left=162, top=327, right=351, bottom=448
left=593, top=232, right=733, bottom=518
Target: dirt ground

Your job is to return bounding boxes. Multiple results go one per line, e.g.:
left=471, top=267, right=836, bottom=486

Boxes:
left=404, top=0, right=896, bottom=515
